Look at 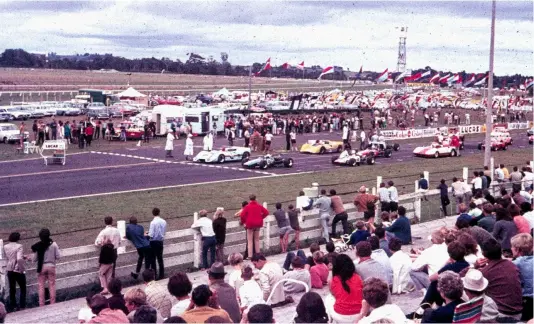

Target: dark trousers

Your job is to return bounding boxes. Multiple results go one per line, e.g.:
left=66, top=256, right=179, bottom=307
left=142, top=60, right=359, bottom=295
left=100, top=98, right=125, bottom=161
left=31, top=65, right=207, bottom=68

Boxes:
left=8, top=271, right=26, bottom=310
left=135, top=246, right=152, bottom=273
left=380, top=201, right=391, bottom=212
left=150, top=241, right=164, bottom=279
left=332, top=212, right=349, bottom=237
left=95, top=128, right=100, bottom=139
left=522, top=297, right=533, bottom=321
left=78, top=134, right=85, bottom=149
left=86, top=134, right=93, bottom=146
left=440, top=196, right=450, bottom=216
left=283, top=250, right=306, bottom=271
left=202, top=236, right=217, bottom=269
left=51, top=130, right=57, bottom=140
left=244, top=138, right=249, bottom=147
left=422, top=280, right=444, bottom=306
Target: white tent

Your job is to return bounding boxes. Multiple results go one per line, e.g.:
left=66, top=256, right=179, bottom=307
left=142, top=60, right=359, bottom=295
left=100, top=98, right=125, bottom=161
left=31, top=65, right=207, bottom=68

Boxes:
left=116, top=87, right=146, bottom=98
left=213, top=87, right=230, bottom=97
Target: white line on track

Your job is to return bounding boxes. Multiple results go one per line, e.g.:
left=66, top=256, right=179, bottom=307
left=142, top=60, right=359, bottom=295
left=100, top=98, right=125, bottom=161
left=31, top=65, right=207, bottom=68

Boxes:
left=0, top=152, right=89, bottom=164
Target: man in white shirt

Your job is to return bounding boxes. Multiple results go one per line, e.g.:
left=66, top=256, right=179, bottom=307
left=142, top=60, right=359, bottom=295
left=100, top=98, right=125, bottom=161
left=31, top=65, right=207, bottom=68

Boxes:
left=378, top=182, right=391, bottom=212
left=387, top=181, right=399, bottom=211
left=494, top=167, right=505, bottom=183
left=522, top=167, right=534, bottom=191
left=471, top=171, right=483, bottom=191
left=251, top=254, right=292, bottom=307
left=95, top=216, right=121, bottom=278
left=389, top=237, right=414, bottom=294
left=191, top=210, right=217, bottom=270
left=149, top=208, right=167, bottom=279
left=409, top=230, right=449, bottom=292
left=360, top=130, right=367, bottom=150
left=264, top=130, right=273, bottom=153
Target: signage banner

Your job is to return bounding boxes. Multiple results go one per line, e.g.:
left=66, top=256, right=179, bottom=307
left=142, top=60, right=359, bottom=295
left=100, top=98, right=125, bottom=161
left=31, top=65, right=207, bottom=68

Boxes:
left=458, top=125, right=482, bottom=134
left=507, top=122, right=529, bottom=130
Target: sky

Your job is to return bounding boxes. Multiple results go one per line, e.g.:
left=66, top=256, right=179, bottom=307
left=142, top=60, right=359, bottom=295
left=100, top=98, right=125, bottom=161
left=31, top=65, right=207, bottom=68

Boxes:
left=0, top=0, right=532, bottom=75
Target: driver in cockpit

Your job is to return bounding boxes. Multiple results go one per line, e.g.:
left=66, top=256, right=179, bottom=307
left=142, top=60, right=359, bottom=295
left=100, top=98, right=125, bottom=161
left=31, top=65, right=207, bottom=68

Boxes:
left=339, top=147, right=350, bottom=160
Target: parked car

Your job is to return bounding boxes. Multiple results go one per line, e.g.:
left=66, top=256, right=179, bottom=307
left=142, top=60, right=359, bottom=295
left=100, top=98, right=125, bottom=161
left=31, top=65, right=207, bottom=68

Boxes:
left=0, top=113, right=12, bottom=122
left=0, top=123, right=21, bottom=143
left=87, top=108, right=110, bottom=120
left=0, top=107, right=30, bottom=120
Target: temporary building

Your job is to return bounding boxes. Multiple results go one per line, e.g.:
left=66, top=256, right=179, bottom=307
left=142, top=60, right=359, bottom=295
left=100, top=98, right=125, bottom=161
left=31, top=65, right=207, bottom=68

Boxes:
left=116, top=87, right=147, bottom=98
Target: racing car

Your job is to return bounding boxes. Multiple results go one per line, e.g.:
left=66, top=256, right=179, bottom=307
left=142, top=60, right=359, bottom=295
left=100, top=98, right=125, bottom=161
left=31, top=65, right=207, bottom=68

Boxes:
left=331, top=150, right=374, bottom=166
left=193, top=146, right=251, bottom=163
left=300, top=140, right=344, bottom=154
left=241, top=154, right=293, bottom=169
left=477, top=131, right=513, bottom=151
left=477, top=139, right=509, bottom=151
left=413, top=142, right=459, bottom=158
left=356, top=141, right=399, bottom=161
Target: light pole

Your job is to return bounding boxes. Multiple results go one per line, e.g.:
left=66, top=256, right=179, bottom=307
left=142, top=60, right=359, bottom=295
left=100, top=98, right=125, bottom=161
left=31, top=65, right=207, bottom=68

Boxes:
left=484, top=0, right=496, bottom=167
left=248, top=65, right=252, bottom=110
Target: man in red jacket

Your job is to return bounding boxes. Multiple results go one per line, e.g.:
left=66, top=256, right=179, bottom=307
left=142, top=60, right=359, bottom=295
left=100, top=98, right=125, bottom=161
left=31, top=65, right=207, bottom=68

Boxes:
left=240, top=195, right=269, bottom=259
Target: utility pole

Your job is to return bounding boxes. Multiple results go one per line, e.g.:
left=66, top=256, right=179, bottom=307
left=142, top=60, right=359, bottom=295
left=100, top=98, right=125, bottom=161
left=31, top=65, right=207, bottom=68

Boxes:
left=248, top=65, right=252, bottom=110
left=484, top=0, right=496, bottom=167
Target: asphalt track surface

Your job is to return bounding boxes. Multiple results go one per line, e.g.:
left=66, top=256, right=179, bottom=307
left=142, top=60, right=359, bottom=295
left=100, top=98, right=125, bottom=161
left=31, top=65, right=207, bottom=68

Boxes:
left=0, top=130, right=531, bottom=205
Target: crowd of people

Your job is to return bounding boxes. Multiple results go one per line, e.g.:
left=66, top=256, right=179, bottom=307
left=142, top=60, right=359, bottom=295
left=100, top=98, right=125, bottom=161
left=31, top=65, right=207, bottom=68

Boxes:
left=2, top=161, right=534, bottom=323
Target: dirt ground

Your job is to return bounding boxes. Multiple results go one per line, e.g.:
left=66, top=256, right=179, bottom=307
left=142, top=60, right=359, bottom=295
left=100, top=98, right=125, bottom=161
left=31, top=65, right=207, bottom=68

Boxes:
left=1, top=147, right=531, bottom=251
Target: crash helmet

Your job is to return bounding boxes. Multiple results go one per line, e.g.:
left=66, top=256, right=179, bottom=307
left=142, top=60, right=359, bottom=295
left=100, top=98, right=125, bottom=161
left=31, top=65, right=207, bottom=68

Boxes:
left=351, top=150, right=356, bottom=155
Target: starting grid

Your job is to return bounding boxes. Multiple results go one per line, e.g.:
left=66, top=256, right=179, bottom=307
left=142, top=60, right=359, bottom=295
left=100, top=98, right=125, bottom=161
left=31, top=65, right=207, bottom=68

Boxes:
left=89, top=151, right=277, bottom=176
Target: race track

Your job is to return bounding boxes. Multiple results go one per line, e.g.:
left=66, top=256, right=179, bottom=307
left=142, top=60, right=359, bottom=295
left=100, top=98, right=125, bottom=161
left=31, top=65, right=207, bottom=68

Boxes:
left=0, top=130, right=531, bottom=205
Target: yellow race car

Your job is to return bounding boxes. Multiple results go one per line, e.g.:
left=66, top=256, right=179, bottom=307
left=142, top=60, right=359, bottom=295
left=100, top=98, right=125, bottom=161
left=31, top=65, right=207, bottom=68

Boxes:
left=300, top=140, right=344, bottom=154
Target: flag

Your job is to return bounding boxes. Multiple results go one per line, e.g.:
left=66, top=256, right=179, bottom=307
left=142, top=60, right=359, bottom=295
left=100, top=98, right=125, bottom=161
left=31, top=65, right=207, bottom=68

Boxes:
left=281, top=62, right=290, bottom=69
left=394, top=70, right=410, bottom=83
left=429, top=73, right=440, bottom=83
left=358, top=65, right=363, bottom=74
left=318, top=66, right=334, bottom=79
left=296, top=61, right=304, bottom=70
left=254, top=57, right=272, bottom=77
left=439, top=74, right=452, bottom=84
left=376, top=68, right=389, bottom=82
left=419, top=70, right=431, bottom=80
left=474, top=76, right=487, bottom=86
left=526, top=78, right=534, bottom=89
left=447, top=74, right=462, bottom=85
left=463, top=74, right=476, bottom=86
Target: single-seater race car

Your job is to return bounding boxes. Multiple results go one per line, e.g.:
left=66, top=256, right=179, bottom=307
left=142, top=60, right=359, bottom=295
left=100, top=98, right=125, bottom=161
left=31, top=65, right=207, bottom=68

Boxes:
left=331, top=150, right=374, bottom=166
left=242, top=154, right=293, bottom=169
left=300, top=140, right=344, bottom=154
left=477, top=138, right=510, bottom=151
left=477, top=130, right=513, bottom=151
left=356, top=141, right=399, bottom=161
left=193, top=146, right=251, bottom=163
left=413, top=142, right=459, bottom=158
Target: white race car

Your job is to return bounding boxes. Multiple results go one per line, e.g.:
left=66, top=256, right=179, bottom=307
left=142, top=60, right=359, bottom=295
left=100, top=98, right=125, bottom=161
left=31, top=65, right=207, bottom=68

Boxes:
left=413, top=142, right=459, bottom=158
left=193, top=146, right=251, bottom=163
left=331, top=150, right=362, bottom=166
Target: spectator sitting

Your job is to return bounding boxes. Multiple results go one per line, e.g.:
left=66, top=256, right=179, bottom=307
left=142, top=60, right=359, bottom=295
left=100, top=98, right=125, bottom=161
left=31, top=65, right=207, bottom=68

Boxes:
left=246, top=304, right=274, bottom=323
left=163, top=316, right=186, bottom=323
left=293, top=292, right=328, bottom=323
left=509, top=204, right=531, bottom=234
left=168, top=272, right=192, bottom=317
left=420, top=271, right=464, bottom=323
left=207, top=262, right=241, bottom=323
left=283, top=256, right=311, bottom=293
left=354, top=241, right=389, bottom=285
left=520, top=202, right=534, bottom=232
left=227, top=252, right=244, bottom=291
left=239, top=265, right=264, bottom=312
left=348, top=221, right=370, bottom=246
left=124, top=288, right=164, bottom=323
left=143, top=269, right=174, bottom=319
left=251, top=253, right=293, bottom=307
left=369, top=236, right=393, bottom=287
left=375, top=227, right=392, bottom=257
left=475, top=203, right=496, bottom=233
left=385, top=206, right=412, bottom=244
left=421, top=241, right=470, bottom=306
left=0, top=302, right=5, bottom=324
left=324, top=241, right=338, bottom=269
left=309, top=251, right=329, bottom=289
left=462, top=269, right=499, bottom=322
left=468, top=202, right=483, bottom=219
left=133, top=305, right=158, bottom=323
left=510, top=233, right=533, bottom=321
left=477, top=238, right=523, bottom=319
left=492, top=207, right=518, bottom=256
left=181, top=285, right=232, bottom=323
left=324, top=254, right=363, bottom=322
left=354, top=277, right=407, bottom=324
left=380, top=211, right=392, bottom=228
left=78, top=291, right=96, bottom=323
left=456, top=232, right=482, bottom=266
left=88, top=294, right=129, bottom=323
left=457, top=203, right=472, bottom=223
left=389, top=237, right=414, bottom=294
left=106, top=278, right=128, bottom=315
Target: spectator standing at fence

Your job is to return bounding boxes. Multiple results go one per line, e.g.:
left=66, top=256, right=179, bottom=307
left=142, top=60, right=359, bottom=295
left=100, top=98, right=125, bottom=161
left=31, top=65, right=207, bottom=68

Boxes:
left=510, top=166, right=523, bottom=183
left=353, top=186, right=378, bottom=226
left=126, top=216, right=152, bottom=280
left=330, top=189, right=349, bottom=237
left=148, top=208, right=167, bottom=280
left=207, top=262, right=242, bottom=323
left=522, top=167, right=534, bottom=191
left=31, top=228, right=61, bottom=307
left=143, top=269, right=173, bottom=319
left=500, top=164, right=510, bottom=180
left=191, top=209, right=217, bottom=269
left=95, top=216, right=121, bottom=278
left=437, top=179, right=450, bottom=216
left=418, top=174, right=429, bottom=201
left=387, top=181, right=399, bottom=212
left=212, top=208, right=227, bottom=264
left=273, top=203, right=293, bottom=253
left=240, top=195, right=269, bottom=259
left=385, top=206, right=411, bottom=244
left=4, top=232, right=27, bottom=311
left=378, top=182, right=391, bottom=212
left=287, top=204, right=301, bottom=250
left=168, top=272, right=192, bottom=317
left=451, top=177, right=465, bottom=213
left=97, top=237, right=116, bottom=295
left=314, top=189, right=332, bottom=242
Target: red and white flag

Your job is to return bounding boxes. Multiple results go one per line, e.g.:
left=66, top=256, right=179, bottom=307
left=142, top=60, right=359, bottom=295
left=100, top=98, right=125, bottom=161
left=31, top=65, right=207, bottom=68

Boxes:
left=281, top=62, right=290, bottom=69
left=394, top=70, right=410, bottom=83
left=254, top=58, right=272, bottom=77
left=439, top=74, right=452, bottom=84
left=376, top=68, right=389, bottom=82
left=474, top=76, right=487, bottom=86
left=463, top=74, right=476, bottom=86
left=429, top=73, right=440, bottom=83
left=296, top=61, right=304, bottom=70
left=318, top=66, right=334, bottom=79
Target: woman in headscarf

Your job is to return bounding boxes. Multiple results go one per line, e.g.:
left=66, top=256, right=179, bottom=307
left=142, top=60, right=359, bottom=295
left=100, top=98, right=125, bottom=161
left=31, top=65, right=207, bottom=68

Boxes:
left=165, top=130, right=174, bottom=158
left=184, top=134, right=194, bottom=161
left=31, top=228, right=61, bottom=307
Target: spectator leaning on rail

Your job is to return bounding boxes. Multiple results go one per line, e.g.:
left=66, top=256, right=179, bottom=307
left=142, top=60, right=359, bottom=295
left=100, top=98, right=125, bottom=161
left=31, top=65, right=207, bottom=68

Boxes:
left=95, top=216, right=121, bottom=278
left=330, top=189, right=349, bottom=237
left=125, top=216, right=152, bottom=280
left=148, top=208, right=167, bottom=280
left=191, top=209, right=217, bottom=269
left=212, top=207, right=227, bottom=264
left=314, top=189, right=332, bottom=242
left=353, top=185, right=378, bottom=227
left=240, top=195, right=269, bottom=259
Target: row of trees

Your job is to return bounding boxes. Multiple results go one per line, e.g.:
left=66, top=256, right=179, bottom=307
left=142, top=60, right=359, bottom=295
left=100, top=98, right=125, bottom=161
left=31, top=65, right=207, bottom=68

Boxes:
left=0, top=49, right=530, bottom=86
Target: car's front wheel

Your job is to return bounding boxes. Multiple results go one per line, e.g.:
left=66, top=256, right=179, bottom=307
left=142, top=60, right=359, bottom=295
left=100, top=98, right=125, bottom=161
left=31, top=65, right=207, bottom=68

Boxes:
left=259, top=160, right=269, bottom=169
left=434, top=152, right=440, bottom=158
left=283, top=158, right=294, bottom=168
left=450, top=150, right=457, bottom=157
left=218, top=155, right=225, bottom=163
left=319, top=147, right=326, bottom=154
left=241, top=152, right=250, bottom=160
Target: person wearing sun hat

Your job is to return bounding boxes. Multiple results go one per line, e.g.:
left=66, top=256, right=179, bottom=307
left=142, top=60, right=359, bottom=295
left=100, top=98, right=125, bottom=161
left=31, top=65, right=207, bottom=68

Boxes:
left=207, top=262, right=241, bottom=323
left=462, top=269, right=499, bottom=322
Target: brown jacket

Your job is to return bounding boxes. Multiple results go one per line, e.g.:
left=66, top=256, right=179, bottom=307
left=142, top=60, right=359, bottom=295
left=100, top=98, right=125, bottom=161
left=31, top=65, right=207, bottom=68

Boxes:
left=181, top=306, right=232, bottom=323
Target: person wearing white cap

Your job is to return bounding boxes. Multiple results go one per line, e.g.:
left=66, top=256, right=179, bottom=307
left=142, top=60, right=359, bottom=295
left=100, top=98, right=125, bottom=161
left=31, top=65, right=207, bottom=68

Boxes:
left=462, top=268, right=499, bottom=322
left=184, top=134, right=194, bottom=161
left=164, top=130, right=174, bottom=158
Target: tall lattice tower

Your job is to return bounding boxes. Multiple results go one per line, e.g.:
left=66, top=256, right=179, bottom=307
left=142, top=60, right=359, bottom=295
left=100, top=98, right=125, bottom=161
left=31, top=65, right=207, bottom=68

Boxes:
left=396, top=27, right=408, bottom=73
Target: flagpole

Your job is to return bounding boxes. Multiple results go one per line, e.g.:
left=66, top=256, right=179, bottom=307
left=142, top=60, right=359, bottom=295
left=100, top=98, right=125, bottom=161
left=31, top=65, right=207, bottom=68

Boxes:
left=248, top=65, right=252, bottom=110
left=484, top=0, right=496, bottom=167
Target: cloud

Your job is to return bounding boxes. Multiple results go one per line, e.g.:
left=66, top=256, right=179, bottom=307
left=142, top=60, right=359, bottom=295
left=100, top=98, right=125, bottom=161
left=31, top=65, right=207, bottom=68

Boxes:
left=0, top=0, right=531, bottom=74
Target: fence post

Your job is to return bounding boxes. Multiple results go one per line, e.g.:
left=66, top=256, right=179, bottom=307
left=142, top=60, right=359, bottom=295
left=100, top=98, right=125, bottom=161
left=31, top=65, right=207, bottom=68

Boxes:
left=376, top=176, right=382, bottom=191
left=414, top=180, right=422, bottom=221
left=262, top=202, right=271, bottom=252
left=117, top=220, right=126, bottom=255
left=0, top=239, right=6, bottom=301
left=424, top=171, right=429, bottom=183
left=490, top=157, right=495, bottom=195
left=192, top=212, right=201, bottom=269
left=414, top=180, right=419, bottom=193
left=463, top=167, right=469, bottom=182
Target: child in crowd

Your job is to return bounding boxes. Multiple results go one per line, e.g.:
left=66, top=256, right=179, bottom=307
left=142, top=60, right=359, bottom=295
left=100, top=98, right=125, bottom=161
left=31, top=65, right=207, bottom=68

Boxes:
left=310, top=251, right=329, bottom=288
left=348, top=221, right=370, bottom=246
left=239, top=266, right=264, bottom=313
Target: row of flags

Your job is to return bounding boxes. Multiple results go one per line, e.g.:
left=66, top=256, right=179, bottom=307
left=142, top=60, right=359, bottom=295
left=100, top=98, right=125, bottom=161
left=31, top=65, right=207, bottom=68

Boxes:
left=252, top=57, right=534, bottom=88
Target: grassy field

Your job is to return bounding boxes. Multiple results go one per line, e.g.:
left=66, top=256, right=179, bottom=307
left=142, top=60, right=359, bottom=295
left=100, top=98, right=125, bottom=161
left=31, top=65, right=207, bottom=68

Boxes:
left=1, top=147, right=531, bottom=250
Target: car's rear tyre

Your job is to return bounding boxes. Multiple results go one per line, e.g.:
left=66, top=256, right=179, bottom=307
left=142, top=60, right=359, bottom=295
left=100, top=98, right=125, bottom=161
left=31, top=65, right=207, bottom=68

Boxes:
left=331, top=156, right=337, bottom=164
left=336, top=146, right=342, bottom=153
left=218, top=155, right=225, bottom=163
left=319, top=147, right=326, bottom=154
left=259, top=160, right=269, bottom=169
left=2, top=137, right=6, bottom=143
left=510, top=139, right=513, bottom=145
left=460, top=143, right=464, bottom=150
left=477, top=143, right=482, bottom=150
left=349, top=158, right=357, bottom=167
left=283, top=158, right=294, bottom=168
left=502, top=145, right=507, bottom=151
left=241, top=158, right=249, bottom=167
left=241, top=152, right=250, bottom=160
left=434, top=152, right=439, bottom=158
left=393, top=143, right=400, bottom=151
left=385, top=150, right=392, bottom=158
left=450, top=150, right=457, bottom=157
left=367, top=157, right=375, bottom=165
